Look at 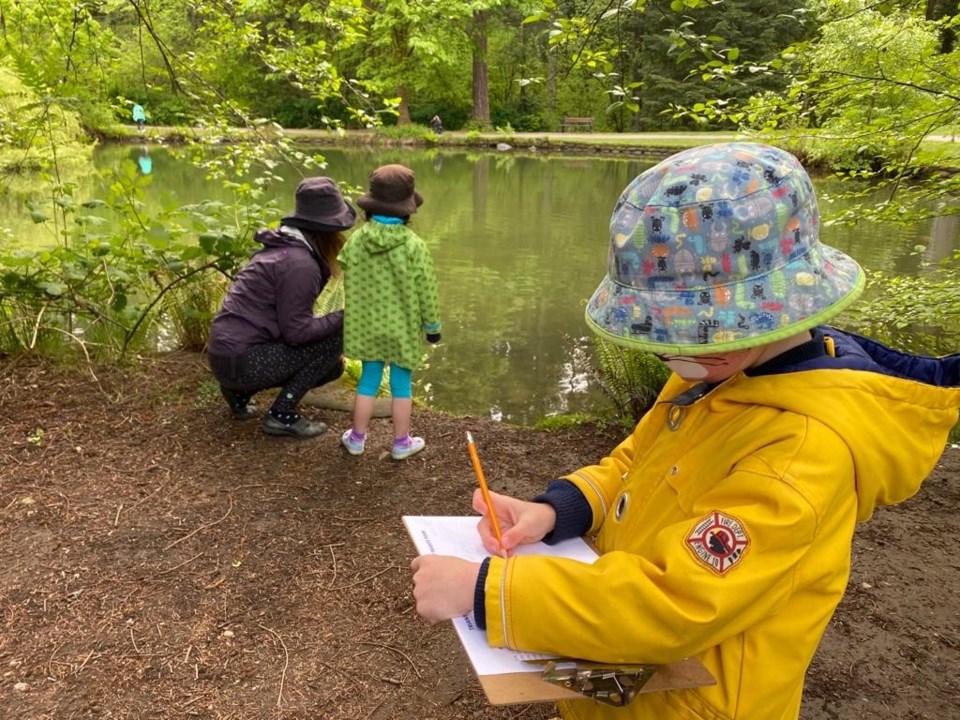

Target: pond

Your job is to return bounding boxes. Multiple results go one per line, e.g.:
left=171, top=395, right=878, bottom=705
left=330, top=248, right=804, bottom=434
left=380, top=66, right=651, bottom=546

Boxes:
left=5, top=143, right=959, bottom=425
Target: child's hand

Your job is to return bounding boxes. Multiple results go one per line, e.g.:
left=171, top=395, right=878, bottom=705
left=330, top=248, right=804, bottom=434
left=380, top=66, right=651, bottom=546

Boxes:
left=472, top=488, right=557, bottom=556
left=410, top=555, right=480, bottom=624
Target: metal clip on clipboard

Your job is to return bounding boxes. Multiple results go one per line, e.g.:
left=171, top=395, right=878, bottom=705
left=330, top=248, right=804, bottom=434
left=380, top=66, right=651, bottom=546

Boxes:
left=528, top=659, right=657, bottom=707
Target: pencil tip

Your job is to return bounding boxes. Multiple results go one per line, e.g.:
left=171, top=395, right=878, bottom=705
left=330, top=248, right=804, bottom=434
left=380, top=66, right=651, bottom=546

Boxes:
left=465, top=431, right=473, bottom=443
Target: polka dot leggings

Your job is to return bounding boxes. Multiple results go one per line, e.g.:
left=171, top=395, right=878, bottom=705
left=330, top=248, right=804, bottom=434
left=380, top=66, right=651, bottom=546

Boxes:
left=210, top=332, right=343, bottom=416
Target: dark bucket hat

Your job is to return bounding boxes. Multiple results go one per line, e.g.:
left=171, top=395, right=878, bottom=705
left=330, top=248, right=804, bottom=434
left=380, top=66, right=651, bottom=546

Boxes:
left=585, top=142, right=865, bottom=355
left=281, top=177, right=357, bottom=233
left=356, top=164, right=424, bottom=217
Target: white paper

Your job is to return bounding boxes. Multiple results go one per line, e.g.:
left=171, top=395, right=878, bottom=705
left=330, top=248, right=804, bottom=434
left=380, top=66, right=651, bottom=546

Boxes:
left=404, top=515, right=598, bottom=676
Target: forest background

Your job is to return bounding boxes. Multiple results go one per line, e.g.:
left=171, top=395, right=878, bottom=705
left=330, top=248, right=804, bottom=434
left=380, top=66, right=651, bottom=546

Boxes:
left=0, top=0, right=959, bottom=394
left=2, top=4, right=960, bottom=718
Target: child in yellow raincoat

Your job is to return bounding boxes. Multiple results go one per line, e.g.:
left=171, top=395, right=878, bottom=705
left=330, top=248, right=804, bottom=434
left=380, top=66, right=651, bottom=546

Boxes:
left=410, top=142, right=960, bottom=719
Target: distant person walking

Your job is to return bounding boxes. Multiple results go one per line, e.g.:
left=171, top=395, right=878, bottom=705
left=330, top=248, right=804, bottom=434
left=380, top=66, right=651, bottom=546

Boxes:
left=132, top=103, right=146, bottom=132
left=338, top=164, right=442, bottom=460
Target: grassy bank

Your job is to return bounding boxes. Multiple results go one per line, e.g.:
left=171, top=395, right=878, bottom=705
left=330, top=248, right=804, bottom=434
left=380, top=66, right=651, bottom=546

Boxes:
left=103, top=123, right=960, bottom=173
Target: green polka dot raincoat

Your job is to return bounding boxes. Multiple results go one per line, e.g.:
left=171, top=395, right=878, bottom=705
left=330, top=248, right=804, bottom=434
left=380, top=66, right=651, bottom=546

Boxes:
left=338, top=220, right=441, bottom=370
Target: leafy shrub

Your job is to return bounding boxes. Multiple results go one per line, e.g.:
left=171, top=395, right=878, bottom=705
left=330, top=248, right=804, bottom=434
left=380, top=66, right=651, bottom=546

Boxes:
left=410, top=106, right=469, bottom=131
left=0, top=153, right=269, bottom=359
left=461, top=119, right=493, bottom=133
left=533, top=413, right=594, bottom=431
left=490, top=107, right=544, bottom=132
left=842, top=250, right=960, bottom=355
left=0, top=68, right=90, bottom=172
left=591, top=338, right=670, bottom=427
left=376, top=124, right=437, bottom=142
left=804, top=135, right=911, bottom=174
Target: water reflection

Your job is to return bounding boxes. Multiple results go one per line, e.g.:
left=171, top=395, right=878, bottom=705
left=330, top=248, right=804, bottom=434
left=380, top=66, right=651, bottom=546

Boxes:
left=4, top=144, right=958, bottom=425
left=136, top=145, right=153, bottom=175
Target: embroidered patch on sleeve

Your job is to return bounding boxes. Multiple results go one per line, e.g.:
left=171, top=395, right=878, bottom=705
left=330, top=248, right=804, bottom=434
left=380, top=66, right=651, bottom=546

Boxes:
left=685, top=511, right=750, bottom=576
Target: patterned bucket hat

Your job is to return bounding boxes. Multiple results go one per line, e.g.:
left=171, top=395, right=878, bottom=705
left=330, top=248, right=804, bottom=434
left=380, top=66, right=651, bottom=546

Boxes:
left=585, top=142, right=865, bottom=355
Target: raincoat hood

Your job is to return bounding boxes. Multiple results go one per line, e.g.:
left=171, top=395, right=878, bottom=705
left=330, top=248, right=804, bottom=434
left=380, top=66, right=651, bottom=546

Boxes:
left=255, top=225, right=315, bottom=253
left=353, top=220, right=410, bottom=254
left=723, top=329, right=960, bottom=521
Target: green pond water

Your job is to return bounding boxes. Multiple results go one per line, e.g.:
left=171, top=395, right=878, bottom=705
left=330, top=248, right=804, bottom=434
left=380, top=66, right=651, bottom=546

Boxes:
left=4, top=143, right=958, bottom=425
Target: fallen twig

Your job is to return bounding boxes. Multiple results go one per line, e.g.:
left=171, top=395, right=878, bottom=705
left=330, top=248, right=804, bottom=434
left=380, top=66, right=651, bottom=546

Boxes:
left=75, top=649, right=96, bottom=675
left=33, top=321, right=105, bottom=394
left=164, top=497, right=234, bottom=551
left=128, top=473, right=171, bottom=510
left=327, top=566, right=397, bottom=592
left=326, top=544, right=339, bottom=589
left=157, top=552, right=204, bottom=576
left=357, top=641, right=422, bottom=679
left=46, top=642, right=65, bottom=678
left=362, top=697, right=387, bottom=720
left=258, top=623, right=289, bottom=709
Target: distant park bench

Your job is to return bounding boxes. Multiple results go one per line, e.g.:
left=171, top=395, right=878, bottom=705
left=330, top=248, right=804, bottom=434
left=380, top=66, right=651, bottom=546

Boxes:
left=560, top=116, right=594, bottom=132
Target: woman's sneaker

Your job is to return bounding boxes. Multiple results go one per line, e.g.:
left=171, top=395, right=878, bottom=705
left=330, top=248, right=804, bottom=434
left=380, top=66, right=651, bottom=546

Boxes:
left=221, top=386, right=257, bottom=420
left=391, top=435, right=425, bottom=460
left=261, top=414, right=327, bottom=439
left=340, top=429, right=366, bottom=455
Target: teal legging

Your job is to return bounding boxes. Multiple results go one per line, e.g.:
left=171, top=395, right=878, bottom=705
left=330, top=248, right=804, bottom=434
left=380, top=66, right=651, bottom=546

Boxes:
left=357, top=361, right=412, bottom=399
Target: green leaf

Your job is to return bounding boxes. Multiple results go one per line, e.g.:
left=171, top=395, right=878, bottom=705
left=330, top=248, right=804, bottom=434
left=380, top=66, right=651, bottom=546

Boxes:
left=38, top=281, right=66, bottom=296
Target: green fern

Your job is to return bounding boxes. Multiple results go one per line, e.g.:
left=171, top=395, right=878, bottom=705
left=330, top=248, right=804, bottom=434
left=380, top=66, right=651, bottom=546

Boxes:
left=592, top=337, right=670, bottom=426
left=316, top=276, right=345, bottom=315
left=163, top=272, right=224, bottom=351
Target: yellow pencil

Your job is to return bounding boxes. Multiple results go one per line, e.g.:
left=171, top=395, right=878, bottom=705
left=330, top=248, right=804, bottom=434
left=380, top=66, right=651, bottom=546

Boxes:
left=466, top=431, right=503, bottom=549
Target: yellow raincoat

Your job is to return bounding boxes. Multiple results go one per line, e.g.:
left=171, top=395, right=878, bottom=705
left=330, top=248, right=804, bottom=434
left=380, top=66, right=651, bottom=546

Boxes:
left=482, top=331, right=960, bottom=719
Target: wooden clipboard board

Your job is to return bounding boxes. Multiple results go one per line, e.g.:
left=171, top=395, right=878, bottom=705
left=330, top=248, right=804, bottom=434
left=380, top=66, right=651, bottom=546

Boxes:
left=404, top=515, right=715, bottom=705
left=478, top=656, right=715, bottom=705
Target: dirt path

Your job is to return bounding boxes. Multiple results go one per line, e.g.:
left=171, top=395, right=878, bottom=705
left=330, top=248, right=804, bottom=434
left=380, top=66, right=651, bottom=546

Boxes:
left=1, top=353, right=957, bottom=719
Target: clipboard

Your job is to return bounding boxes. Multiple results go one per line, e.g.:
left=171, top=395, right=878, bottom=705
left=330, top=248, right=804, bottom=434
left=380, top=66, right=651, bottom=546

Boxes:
left=404, top=515, right=715, bottom=705
left=478, top=656, right=714, bottom=705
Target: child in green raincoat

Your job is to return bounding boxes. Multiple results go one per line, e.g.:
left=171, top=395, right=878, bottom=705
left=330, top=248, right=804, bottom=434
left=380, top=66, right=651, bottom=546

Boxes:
left=338, top=164, right=442, bottom=461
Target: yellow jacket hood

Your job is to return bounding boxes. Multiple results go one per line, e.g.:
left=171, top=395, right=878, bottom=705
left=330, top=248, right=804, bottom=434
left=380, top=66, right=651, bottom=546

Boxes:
left=724, top=331, right=960, bottom=520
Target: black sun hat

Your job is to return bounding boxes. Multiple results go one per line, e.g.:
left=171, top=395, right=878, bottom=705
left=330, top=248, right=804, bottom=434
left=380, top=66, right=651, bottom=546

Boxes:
left=281, top=177, right=357, bottom=233
left=356, top=164, right=424, bottom=217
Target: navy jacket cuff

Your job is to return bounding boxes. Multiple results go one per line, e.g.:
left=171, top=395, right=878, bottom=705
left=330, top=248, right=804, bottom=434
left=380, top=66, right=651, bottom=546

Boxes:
left=534, top=479, right=592, bottom=544
left=474, top=557, right=491, bottom=630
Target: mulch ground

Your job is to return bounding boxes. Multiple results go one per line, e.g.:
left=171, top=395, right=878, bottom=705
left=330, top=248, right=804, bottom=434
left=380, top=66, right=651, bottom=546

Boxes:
left=1, top=352, right=957, bottom=719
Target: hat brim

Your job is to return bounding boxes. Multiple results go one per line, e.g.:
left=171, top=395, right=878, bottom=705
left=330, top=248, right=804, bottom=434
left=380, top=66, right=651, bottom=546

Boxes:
left=585, top=245, right=866, bottom=356
left=281, top=212, right=355, bottom=233
left=356, top=191, right=423, bottom=217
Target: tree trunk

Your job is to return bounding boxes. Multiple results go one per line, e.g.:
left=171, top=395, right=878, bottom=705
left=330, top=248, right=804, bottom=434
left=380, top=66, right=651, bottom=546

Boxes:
left=546, top=31, right=556, bottom=118
left=397, top=85, right=411, bottom=125
left=471, top=10, right=490, bottom=125
left=926, top=0, right=957, bottom=53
